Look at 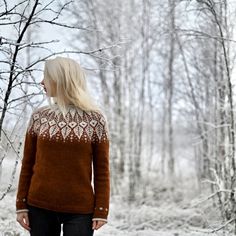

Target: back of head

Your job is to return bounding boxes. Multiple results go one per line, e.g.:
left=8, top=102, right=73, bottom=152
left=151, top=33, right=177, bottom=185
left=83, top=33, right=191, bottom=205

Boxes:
left=44, top=56, right=102, bottom=116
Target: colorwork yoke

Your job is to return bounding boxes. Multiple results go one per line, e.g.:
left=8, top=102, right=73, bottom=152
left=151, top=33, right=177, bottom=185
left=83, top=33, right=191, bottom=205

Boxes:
left=16, top=104, right=110, bottom=221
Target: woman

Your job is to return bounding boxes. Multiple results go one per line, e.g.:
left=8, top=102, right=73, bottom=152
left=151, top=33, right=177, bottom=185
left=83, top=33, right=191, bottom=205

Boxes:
left=15, top=57, right=110, bottom=236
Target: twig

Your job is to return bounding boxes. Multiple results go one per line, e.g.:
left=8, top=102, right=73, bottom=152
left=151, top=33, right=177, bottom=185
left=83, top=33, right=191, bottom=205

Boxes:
left=191, top=189, right=233, bottom=207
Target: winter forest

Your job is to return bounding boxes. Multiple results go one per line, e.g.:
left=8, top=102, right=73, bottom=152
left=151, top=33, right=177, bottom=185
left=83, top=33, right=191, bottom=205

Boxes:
left=1, top=0, right=236, bottom=235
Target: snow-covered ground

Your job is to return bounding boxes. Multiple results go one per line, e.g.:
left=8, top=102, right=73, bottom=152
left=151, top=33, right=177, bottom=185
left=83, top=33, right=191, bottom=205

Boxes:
left=0, top=189, right=234, bottom=236
left=0, top=158, right=234, bottom=235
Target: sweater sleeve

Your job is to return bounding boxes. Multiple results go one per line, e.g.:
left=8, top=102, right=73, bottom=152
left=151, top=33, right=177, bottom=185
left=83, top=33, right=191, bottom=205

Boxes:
left=92, top=113, right=110, bottom=220
left=16, top=111, right=38, bottom=210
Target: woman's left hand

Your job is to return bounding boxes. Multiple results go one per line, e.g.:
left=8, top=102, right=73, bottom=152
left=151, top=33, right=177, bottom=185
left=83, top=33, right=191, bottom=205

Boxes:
left=92, top=220, right=107, bottom=230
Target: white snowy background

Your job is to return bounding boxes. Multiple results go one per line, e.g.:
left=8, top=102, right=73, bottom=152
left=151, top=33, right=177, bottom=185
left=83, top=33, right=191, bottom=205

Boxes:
left=1, top=0, right=236, bottom=235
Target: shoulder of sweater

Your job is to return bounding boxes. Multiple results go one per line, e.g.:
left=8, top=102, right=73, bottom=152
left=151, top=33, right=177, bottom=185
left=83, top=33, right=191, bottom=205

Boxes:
left=90, top=110, right=108, bottom=122
left=91, top=111, right=109, bottom=129
left=90, top=110, right=103, bottom=118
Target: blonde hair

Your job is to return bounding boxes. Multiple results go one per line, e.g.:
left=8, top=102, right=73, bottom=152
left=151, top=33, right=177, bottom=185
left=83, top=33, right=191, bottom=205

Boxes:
left=44, top=56, right=102, bottom=116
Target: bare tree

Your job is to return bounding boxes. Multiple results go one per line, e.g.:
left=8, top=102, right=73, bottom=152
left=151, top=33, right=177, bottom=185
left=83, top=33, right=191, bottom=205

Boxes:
left=166, top=0, right=176, bottom=181
left=177, top=0, right=236, bottom=232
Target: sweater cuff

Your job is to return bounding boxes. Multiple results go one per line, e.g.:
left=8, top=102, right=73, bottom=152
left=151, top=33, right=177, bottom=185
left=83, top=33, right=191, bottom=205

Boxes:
left=16, top=197, right=28, bottom=210
left=92, top=218, right=108, bottom=223
left=92, top=206, right=109, bottom=220
left=16, top=209, right=29, bottom=213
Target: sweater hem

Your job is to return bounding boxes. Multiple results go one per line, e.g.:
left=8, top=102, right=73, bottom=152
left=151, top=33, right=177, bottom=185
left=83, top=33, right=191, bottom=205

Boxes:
left=27, top=198, right=94, bottom=214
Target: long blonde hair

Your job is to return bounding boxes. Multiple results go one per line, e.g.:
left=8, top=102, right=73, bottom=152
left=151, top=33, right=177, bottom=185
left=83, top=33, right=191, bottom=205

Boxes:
left=44, top=56, right=102, bottom=116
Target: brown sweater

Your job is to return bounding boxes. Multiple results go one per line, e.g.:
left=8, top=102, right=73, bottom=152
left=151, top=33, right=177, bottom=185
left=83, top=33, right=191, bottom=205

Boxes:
left=16, top=104, right=110, bottom=221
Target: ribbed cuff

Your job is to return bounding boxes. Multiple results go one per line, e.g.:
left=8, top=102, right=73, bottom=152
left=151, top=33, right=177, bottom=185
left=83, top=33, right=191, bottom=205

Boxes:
left=92, top=218, right=108, bottom=223
left=16, top=209, right=29, bottom=213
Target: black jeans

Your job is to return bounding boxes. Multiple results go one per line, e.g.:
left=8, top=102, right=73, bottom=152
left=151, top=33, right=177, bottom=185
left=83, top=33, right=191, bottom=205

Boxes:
left=27, top=204, right=94, bottom=236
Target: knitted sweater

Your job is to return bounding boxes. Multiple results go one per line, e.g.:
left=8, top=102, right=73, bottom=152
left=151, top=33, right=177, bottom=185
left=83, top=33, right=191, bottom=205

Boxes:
left=16, top=104, right=110, bottom=222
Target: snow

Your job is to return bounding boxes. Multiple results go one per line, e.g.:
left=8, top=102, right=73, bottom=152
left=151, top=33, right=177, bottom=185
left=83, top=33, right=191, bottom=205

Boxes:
left=0, top=158, right=234, bottom=235
left=0, top=189, right=234, bottom=236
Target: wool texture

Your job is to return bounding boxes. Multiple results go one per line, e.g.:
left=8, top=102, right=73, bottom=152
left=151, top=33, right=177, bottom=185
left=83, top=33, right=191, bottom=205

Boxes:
left=16, top=104, right=110, bottom=220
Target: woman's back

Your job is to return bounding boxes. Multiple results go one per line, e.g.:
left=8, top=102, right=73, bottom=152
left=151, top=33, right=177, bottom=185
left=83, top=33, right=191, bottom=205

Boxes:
left=17, top=103, right=110, bottom=219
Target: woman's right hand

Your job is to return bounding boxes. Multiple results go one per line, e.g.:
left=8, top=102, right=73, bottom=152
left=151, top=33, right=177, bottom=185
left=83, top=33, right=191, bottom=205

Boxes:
left=16, top=212, right=31, bottom=231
